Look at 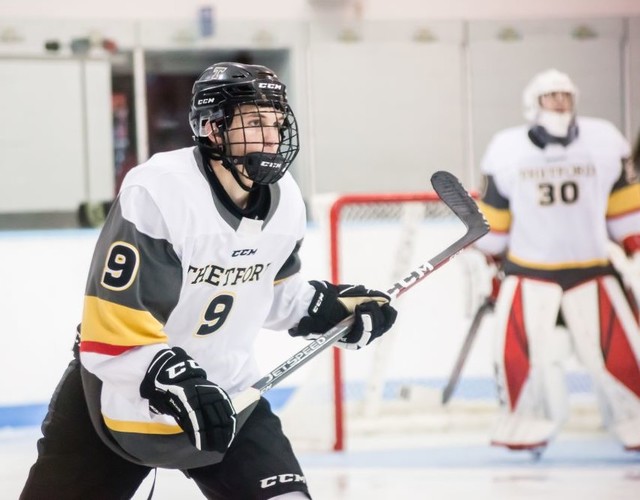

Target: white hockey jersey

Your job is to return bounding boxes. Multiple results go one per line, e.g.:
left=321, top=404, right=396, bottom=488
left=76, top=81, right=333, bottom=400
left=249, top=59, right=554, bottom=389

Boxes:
left=79, top=147, right=314, bottom=466
left=475, top=117, right=640, bottom=281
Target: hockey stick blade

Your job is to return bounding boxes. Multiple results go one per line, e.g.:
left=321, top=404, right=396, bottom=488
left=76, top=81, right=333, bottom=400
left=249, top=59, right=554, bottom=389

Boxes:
left=441, top=296, right=495, bottom=405
left=232, top=171, right=489, bottom=416
left=386, top=170, right=489, bottom=299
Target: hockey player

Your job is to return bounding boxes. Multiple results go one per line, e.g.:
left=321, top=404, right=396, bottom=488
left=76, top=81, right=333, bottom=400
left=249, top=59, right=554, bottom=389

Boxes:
left=475, top=68, right=640, bottom=454
left=21, top=62, right=397, bottom=499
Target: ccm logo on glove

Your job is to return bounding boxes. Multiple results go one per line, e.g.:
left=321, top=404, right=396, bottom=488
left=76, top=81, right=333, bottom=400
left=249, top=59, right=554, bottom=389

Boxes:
left=289, top=280, right=397, bottom=350
left=166, top=359, right=199, bottom=379
left=140, top=347, right=237, bottom=453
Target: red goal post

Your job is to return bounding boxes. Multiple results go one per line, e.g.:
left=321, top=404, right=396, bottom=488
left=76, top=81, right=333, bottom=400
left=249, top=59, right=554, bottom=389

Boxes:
left=327, top=189, right=480, bottom=451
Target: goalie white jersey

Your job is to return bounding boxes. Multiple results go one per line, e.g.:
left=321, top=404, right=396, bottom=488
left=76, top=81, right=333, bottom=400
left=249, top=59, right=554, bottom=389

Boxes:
left=79, top=147, right=314, bottom=463
left=476, top=116, right=640, bottom=283
left=475, top=116, right=640, bottom=452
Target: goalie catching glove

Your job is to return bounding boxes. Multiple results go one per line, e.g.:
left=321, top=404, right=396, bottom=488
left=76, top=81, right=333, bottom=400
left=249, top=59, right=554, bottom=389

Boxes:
left=289, top=280, right=398, bottom=349
left=140, top=347, right=236, bottom=453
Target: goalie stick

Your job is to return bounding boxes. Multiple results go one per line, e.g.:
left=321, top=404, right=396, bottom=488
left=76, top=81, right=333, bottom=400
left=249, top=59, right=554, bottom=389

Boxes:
left=441, top=296, right=495, bottom=405
left=232, top=170, right=489, bottom=415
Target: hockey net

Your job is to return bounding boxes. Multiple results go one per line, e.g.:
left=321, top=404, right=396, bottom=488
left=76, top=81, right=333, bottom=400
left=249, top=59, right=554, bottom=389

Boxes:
left=276, top=191, right=602, bottom=451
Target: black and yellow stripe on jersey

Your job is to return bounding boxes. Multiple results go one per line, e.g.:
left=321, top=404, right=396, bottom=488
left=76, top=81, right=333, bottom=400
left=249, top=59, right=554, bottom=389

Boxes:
left=81, top=202, right=180, bottom=355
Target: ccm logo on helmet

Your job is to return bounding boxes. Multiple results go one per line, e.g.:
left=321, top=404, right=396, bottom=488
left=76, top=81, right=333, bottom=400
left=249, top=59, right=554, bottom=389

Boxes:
left=197, top=98, right=216, bottom=105
left=261, top=161, right=282, bottom=169
left=258, top=83, right=282, bottom=90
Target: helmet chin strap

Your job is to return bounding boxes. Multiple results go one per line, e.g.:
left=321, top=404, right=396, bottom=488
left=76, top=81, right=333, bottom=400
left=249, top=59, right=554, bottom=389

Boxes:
left=198, top=144, right=256, bottom=192
left=221, top=156, right=256, bottom=193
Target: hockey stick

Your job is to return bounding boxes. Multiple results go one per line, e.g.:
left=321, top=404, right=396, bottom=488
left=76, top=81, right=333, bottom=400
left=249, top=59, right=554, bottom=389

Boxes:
left=440, top=296, right=495, bottom=405
left=232, top=170, right=489, bottom=415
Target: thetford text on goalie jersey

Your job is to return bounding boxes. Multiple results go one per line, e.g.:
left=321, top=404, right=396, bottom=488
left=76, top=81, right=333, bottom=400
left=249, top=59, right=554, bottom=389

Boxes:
left=188, top=262, right=271, bottom=286
left=519, top=164, right=596, bottom=179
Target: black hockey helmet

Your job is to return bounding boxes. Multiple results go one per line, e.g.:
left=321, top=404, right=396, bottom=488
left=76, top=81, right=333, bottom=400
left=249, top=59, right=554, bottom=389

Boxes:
left=189, top=62, right=299, bottom=190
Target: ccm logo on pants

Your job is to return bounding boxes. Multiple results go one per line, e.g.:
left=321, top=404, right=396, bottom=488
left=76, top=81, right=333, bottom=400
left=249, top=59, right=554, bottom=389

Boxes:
left=260, top=473, right=306, bottom=488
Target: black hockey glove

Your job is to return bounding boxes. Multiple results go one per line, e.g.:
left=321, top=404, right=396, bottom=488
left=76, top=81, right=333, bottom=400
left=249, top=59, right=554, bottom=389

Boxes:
left=140, top=347, right=236, bottom=453
left=289, top=280, right=398, bottom=350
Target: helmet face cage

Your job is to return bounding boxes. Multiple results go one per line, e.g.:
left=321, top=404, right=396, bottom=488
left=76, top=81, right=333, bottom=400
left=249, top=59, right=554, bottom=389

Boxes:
left=224, top=100, right=299, bottom=184
left=189, top=63, right=300, bottom=186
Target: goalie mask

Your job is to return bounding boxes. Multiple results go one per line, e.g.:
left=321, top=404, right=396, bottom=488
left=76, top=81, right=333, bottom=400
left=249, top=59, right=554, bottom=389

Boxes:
left=523, top=68, right=578, bottom=139
left=189, top=62, right=300, bottom=191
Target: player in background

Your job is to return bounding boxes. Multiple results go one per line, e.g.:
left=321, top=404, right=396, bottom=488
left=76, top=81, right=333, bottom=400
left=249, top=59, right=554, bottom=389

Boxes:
left=21, top=62, right=397, bottom=499
left=474, top=68, right=640, bottom=454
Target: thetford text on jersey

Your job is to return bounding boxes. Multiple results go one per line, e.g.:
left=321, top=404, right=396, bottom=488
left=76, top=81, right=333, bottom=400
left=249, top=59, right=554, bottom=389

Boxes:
left=188, top=262, right=271, bottom=286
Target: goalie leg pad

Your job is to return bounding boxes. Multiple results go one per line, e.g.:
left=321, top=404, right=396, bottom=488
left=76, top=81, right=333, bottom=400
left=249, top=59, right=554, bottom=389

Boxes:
left=562, top=276, right=640, bottom=448
left=490, top=414, right=557, bottom=450
left=491, top=277, right=566, bottom=449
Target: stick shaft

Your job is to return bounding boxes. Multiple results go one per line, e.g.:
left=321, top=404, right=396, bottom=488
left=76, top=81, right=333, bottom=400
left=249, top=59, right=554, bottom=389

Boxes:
left=233, top=171, right=489, bottom=411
